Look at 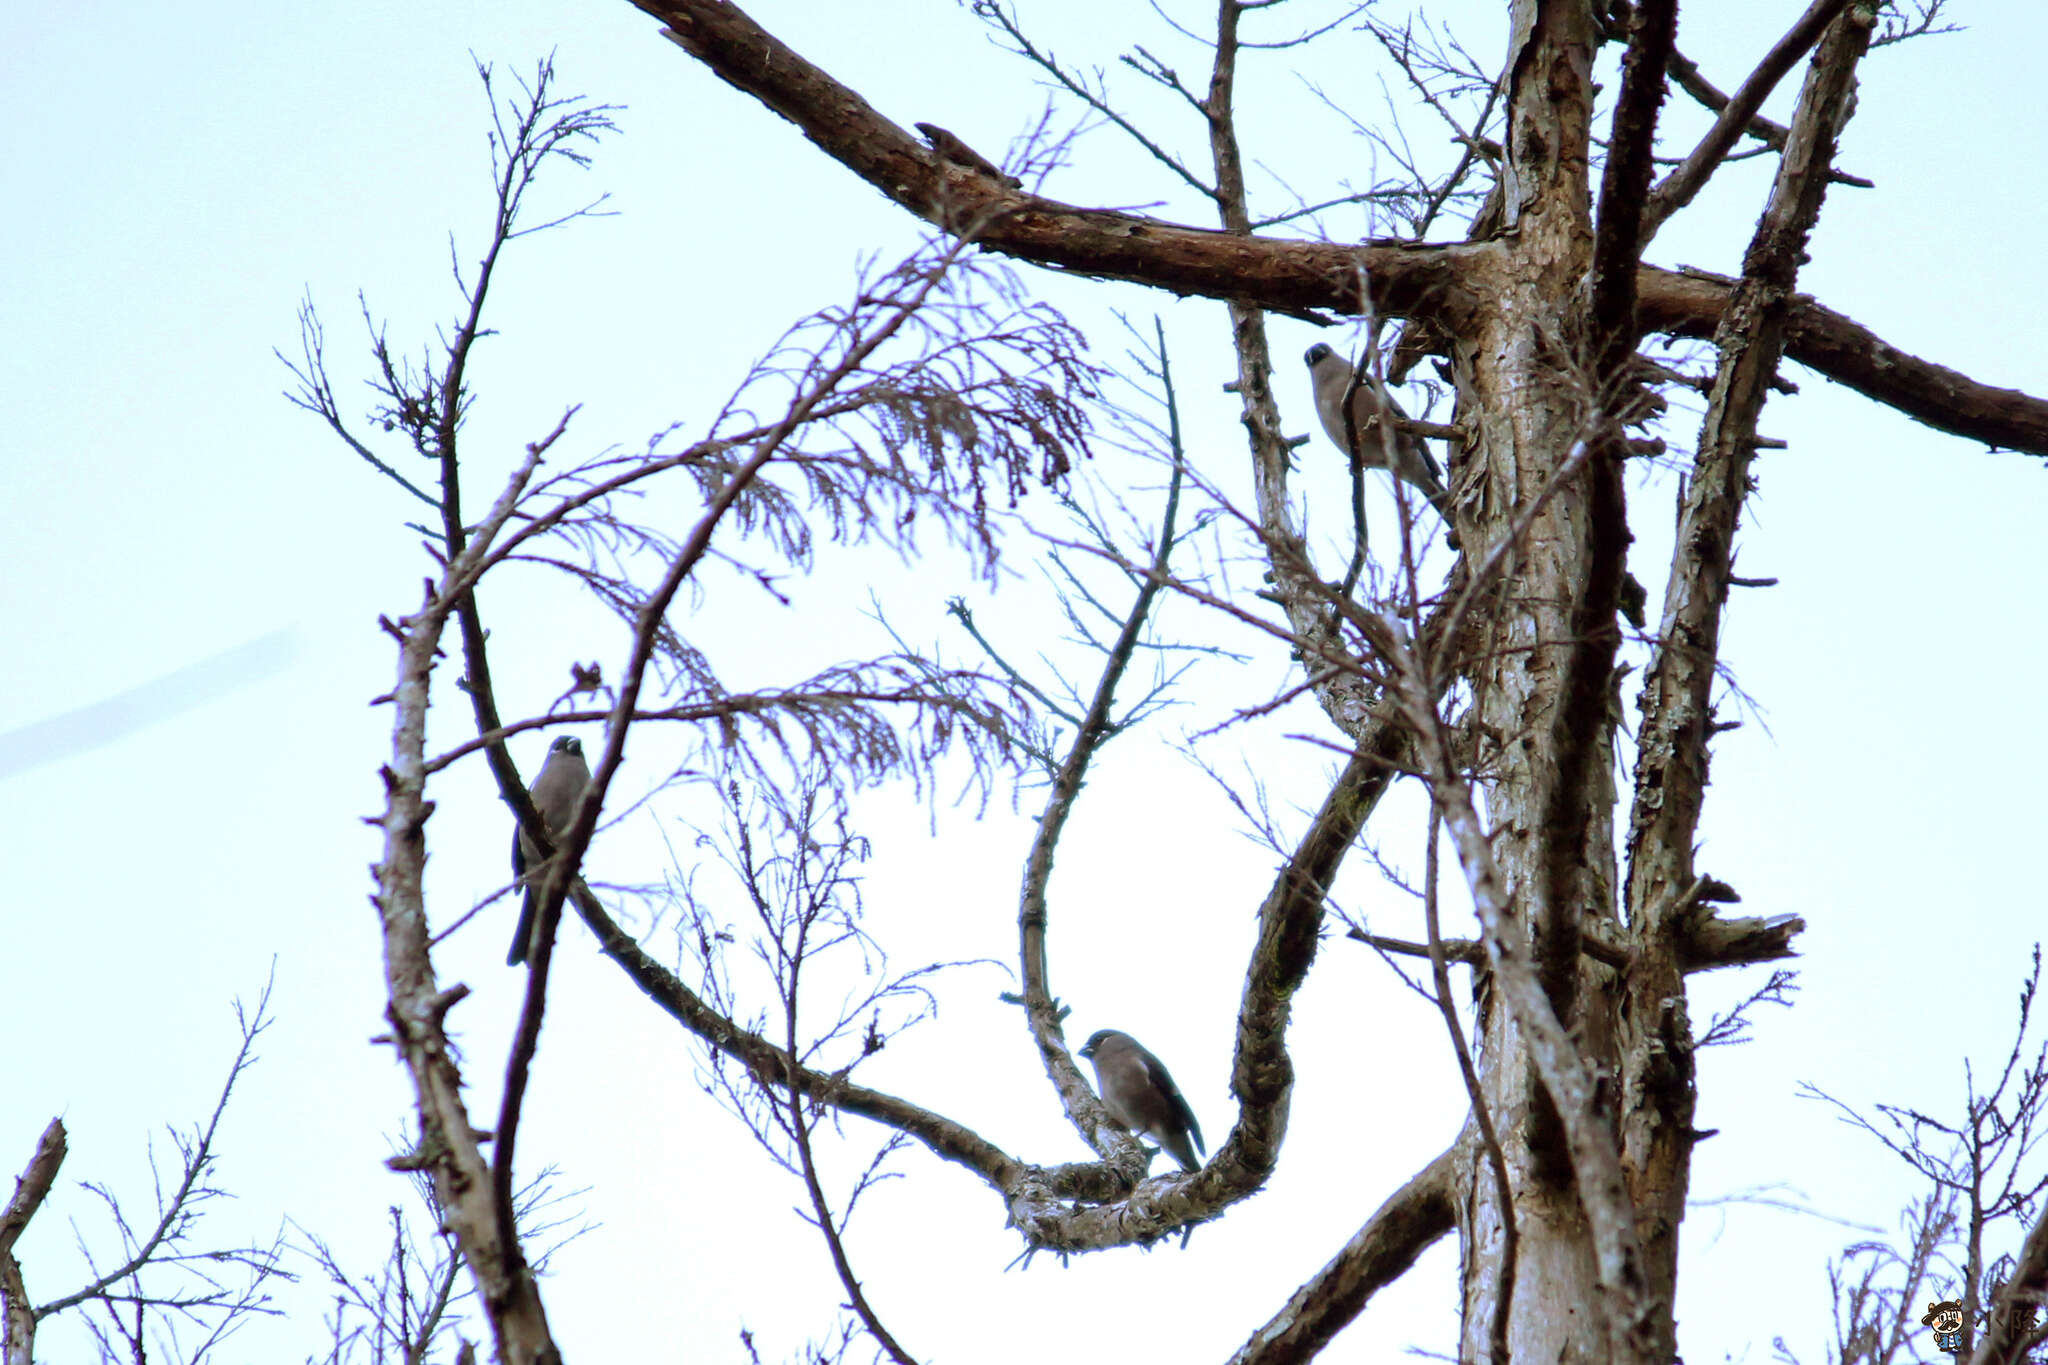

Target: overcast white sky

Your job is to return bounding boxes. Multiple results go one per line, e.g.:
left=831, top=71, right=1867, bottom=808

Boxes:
left=5, top=1, right=2047, bottom=1360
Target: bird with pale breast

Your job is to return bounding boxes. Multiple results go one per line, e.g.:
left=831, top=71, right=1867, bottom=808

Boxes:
left=1079, top=1029, right=1205, bottom=1172
left=507, top=735, right=591, bottom=967
left=1304, top=341, right=1456, bottom=530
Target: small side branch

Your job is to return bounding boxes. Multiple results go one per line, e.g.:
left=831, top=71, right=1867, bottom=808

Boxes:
left=1680, top=910, right=1805, bottom=971
left=1355, top=909, right=1802, bottom=974
left=1643, top=0, right=1854, bottom=235
left=1664, top=46, right=1868, bottom=190
left=974, top=3, right=1218, bottom=200
left=1423, top=810, right=1517, bottom=1365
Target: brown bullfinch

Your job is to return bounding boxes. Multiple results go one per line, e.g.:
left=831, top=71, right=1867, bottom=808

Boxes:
left=1079, top=1029, right=1205, bottom=1172
left=508, top=735, right=591, bottom=966
left=1304, top=341, right=1454, bottom=526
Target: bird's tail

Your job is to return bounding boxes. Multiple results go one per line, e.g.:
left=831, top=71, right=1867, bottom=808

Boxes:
left=507, top=889, right=536, bottom=966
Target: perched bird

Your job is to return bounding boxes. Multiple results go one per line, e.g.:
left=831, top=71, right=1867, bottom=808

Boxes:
left=1304, top=342, right=1455, bottom=527
left=507, top=735, right=591, bottom=967
left=1079, top=1029, right=1205, bottom=1172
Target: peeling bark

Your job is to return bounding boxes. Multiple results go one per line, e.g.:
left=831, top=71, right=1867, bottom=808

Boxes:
left=1447, top=0, right=1654, bottom=1350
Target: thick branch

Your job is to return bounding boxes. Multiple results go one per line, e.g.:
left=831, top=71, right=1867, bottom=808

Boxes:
left=1224, top=1143, right=1460, bottom=1365
left=1629, top=12, right=1873, bottom=939
left=1231, top=724, right=1414, bottom=1181
left=1640, top=267, right=2048, bottom=453
left=1622, top=0, right=1873, bottom=1328
left=630, top=0, right=2048, bottom=456
left=377, top=446, right=562, bottom=1362
left=637, top=0, right=1481, bottom=323
left=1588, top=0, right=1677, bottom=351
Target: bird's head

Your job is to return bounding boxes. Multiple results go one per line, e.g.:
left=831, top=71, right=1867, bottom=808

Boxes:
left=1304, top=342, right=1338, bottom=369
left=1079, top=1029, right=1123, bottom=1059
left=549, top=736, right=584, bottom=756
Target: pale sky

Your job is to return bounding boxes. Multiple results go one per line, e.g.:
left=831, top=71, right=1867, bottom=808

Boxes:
left=4, top=2, right=2046, bottom=1360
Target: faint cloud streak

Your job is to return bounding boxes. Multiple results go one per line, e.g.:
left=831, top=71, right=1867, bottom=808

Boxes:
left=0, top=628, right=302, bottom=778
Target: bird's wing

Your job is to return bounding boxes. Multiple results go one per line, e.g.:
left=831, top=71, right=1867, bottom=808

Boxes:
left=1137, top=1045, right=1204, bottom=1156
left=1168, top=1082, right=1204, bottom=1157
left=1375, top=387, right=1446, bottom=485
left=1415, top=438, right=1445, bottom=483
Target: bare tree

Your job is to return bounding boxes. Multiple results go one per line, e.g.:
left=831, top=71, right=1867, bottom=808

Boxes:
left=299, top=1150, right=587, bottom=1365
left=287, top=55, right=1101, bottom=1365
left=1792, top=948, right=2048, bottom=1365
left=271, top=2, right=2048, bottom=1361
left=1, top=983, right=290, bottom=1365
left=0, top=970, right=589, bottom=1365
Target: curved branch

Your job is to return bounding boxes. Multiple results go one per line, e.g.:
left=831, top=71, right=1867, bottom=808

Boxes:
left=1231, top=729, right=1413, bottom=1175
left=563, top=713, right=1427, bottom=1253
left=523, top=624, right=1432, bottom=1252
left=568, top=881, right=1027, bottom=1183
left=569, top=877, right=1256, bottom=1251
left=1198, top=0, right=1426, bottom=1198
left=1015, top=352, right=1188, bottom=1175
